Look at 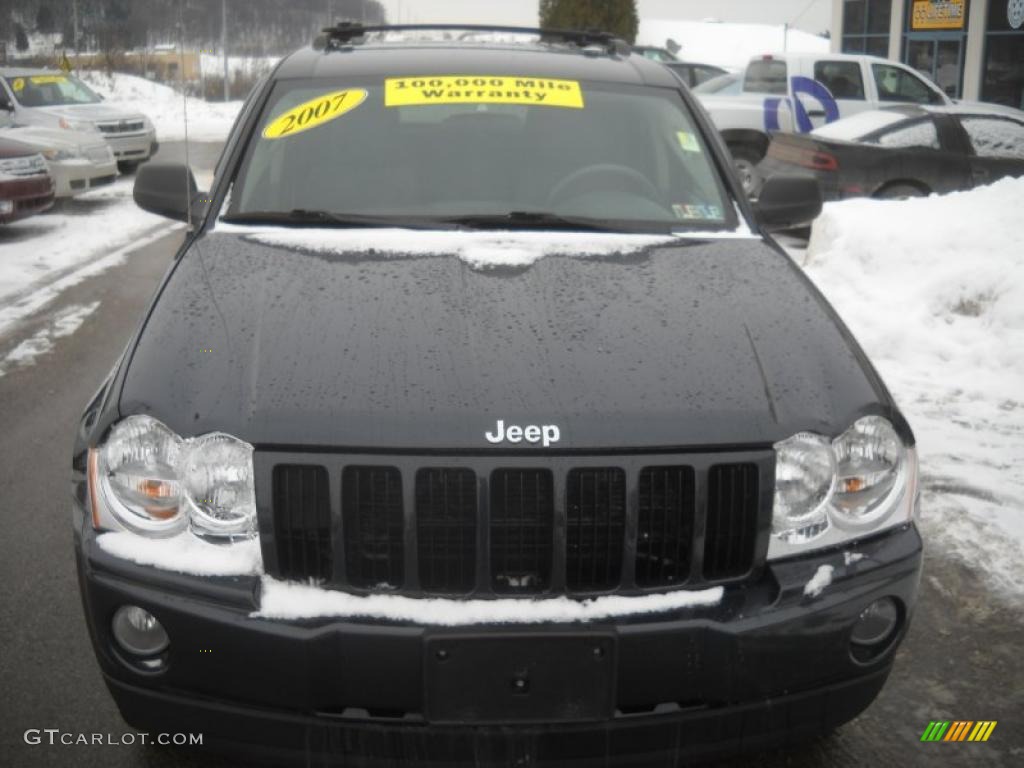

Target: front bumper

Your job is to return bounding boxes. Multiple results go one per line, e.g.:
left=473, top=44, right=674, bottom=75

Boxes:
left=75, top=514, right=922, bottom=766
left=49, top=158, right=118, bottom=197
left=102, top=130, right=157, bottom=162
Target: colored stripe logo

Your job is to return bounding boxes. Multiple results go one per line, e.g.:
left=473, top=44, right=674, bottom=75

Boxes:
left=921, top=721, right=997, bottom=742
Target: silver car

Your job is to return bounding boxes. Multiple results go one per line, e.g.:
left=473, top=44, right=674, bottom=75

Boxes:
left=0, top=110, right=117, bottom=197
left=0, top=68, right=158, bottom=172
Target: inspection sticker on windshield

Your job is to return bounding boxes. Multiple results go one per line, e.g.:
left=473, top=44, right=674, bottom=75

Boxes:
left=676, top=131, right=700, bottom=152
left=673, top=203, right=722, bottom=221
left=29, top=75, right=68, bottom=85
left=262, top=88, right=368, bottom=139
left=385, top=76, right=584, bottom=108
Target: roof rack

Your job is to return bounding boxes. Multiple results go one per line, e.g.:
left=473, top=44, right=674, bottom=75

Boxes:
left=313, top=23, right=632, bottom=56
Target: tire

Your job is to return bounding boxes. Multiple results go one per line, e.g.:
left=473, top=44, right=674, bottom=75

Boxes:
left=728, top=144, right=765, bottom=197
left=875, top=183, right=927, bottom=200
left=117, top=161, right=140, bottom=174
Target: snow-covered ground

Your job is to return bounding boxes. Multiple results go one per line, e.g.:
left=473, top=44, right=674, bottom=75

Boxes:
left=0, top=178, right=181, bottom=342
left=802, top=176, right=1024, bottom=597
left=77, top=70, right=242, bottom=142
left=637, top=18, right=829, bottom=69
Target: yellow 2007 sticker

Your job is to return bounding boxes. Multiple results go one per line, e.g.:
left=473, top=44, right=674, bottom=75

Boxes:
left=11, top=78, right=24, bottom=91
left=262, top=88, right=368, bottom=139
left=385, top=76, right=584, bottom=108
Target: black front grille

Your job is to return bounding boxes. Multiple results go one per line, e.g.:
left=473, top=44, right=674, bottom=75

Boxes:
left=416, top=468, right=477, bottom=594
left=704, top=463, right=759, bottom=580
left=490, top=469, right=554, bottom=594
left=342, top=466, right=404, bottom=588
left=272, top=465, right=332, bottom=581
left=635, top=467, right=696, bottom=587
left=267, top=455, right=766, bottom=597
left=566, top=468, right=626, bottom=591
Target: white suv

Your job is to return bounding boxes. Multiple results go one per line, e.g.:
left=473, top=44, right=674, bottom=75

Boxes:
left=0, top=68, right=157, bottom=172
left=694, top=52, right=952, bottom=193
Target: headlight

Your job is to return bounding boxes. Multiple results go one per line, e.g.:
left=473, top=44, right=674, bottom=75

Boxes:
left=831, top=416, right=906, bottom=528
left=768, top=416, right=915, bottom=559
left=91, top=417, right=257, bottom=541
left=42, top=148, right=78, bottom=161
left=179, top=433, right=257, bottom=540
left=58, top=117, right=97, bottom=132
left=96, top=415, right=185, bottom=536
left=772, top=433, right=835, bottom=543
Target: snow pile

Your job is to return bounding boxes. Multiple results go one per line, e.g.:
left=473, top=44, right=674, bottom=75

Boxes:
left=97, top=531, right=262, bottom=576
left=258, top=578, right=723, bottom=625
left=803, top=565, right=834, bottom=597
left=77, top=70, right=242, bottom=141
left=803, top=176, right=1024, bottom=596
left=218, top=225, right=677, bottom=270
left=637, top=19, right=829, bottom=69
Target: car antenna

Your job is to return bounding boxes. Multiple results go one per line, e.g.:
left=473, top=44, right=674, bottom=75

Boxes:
left=177, top=0, right=192, bottom=230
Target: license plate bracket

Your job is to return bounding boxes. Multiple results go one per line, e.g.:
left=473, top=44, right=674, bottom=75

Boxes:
left=424, top=632, right=616, bottom=724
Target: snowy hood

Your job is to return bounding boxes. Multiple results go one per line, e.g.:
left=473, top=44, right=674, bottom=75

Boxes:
left=0, top=124, right=106, bottom=152
left=119, top=229, right=893, bottom=449
left=33, top=103, right=146, bottom=123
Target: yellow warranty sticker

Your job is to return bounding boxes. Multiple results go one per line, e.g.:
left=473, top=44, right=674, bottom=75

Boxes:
left=29, top=75, right=68, bottom=84
left=11, top=77, right=24, bottom=91
left=385, top=76, right=584, bottom=108
left=676, top=131, right=700, bottom=152
left=262, top=88, right=368, bottom=139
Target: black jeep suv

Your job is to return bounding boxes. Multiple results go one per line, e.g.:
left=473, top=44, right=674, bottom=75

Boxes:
left=72, top=24, right=922, bottom=767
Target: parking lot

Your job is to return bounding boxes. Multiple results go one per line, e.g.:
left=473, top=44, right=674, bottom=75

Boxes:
left=2, top=9, right=1023, bottom=767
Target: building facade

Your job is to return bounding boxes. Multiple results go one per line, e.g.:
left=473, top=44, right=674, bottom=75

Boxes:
left=831, top=0, right=1024, bottom=108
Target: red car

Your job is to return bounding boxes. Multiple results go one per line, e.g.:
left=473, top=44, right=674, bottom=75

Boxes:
left=0, top=136, right=55, bottom=224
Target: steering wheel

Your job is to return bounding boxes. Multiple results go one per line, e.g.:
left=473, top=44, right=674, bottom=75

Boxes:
left=547, top=163, right=661, bottom=206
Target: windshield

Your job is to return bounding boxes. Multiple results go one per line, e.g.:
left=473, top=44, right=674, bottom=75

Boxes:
left=227, top=76, right=735, bottom=232
left=694, top=73, right=741, bottom=95
left=6, top=74, right=102, bottom=107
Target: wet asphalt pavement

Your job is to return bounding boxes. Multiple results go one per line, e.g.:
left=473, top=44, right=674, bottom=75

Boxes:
left=0, top=154, right=1021, bottom=767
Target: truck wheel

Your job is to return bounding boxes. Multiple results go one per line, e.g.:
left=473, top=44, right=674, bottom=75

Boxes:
left=875, top=183, right=928, bottom=200
left=728, top=144, right=764, bottom=197
left=117, top=161, right=140, bottom=175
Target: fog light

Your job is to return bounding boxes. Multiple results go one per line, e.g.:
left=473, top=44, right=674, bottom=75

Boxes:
left=111, top=605, right=169, bottom=656
left=851, top=598, right=899, bottom=647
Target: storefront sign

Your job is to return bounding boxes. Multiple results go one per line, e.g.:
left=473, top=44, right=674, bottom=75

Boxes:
left=911, top=0, right=966, bottom=30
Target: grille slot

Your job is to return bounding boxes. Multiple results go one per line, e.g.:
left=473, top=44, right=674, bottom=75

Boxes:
left=342, top=466, right=404, bottom=589
left=416, top=468, right=478, bottom=594
left=490, top=469, right=554, bottom=594
left=272, top=465, right=332, bottom=581
left=704, top=463, right=759, bottom=580
left=635, top=467, right=696, bottom=587
left=565, top=468, right=626, bottom=591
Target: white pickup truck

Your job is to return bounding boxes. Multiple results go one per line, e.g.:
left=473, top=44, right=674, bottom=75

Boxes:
left=694, top=52, right=953, bottom=192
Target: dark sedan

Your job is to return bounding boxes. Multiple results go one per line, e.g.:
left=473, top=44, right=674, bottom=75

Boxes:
left=757, top=104, right=1024, bottom=200
left=0, top=137, right=54, bottom=224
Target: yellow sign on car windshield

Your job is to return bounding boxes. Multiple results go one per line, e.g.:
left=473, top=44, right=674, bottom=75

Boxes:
left=29, top=75, right=68, bottom=85
left=385, top=76, right=584, bottom=108
left=262, top=88, right=368, bottom=139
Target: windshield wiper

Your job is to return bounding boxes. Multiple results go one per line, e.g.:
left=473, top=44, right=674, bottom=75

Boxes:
left=220, top=209, right=463, bottom=230
left=441, top=211, right=672, bottom=234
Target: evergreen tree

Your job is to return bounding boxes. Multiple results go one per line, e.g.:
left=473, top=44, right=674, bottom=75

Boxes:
left=15, top=22, right=29, bottom=51
left=539, top=0, right=639, bottom=44
left=36, top=4, right=55, bottom=33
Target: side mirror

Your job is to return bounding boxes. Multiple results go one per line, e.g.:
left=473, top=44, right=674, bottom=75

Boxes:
left=754, top=176, right=823, bottom=232
left=133, top=162, right=197, bottom=221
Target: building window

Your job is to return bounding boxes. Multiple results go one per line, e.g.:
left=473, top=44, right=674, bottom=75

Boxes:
left=981, top=1, right=1024, bottom=109
left=842, top=0, right=893, bottom=55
